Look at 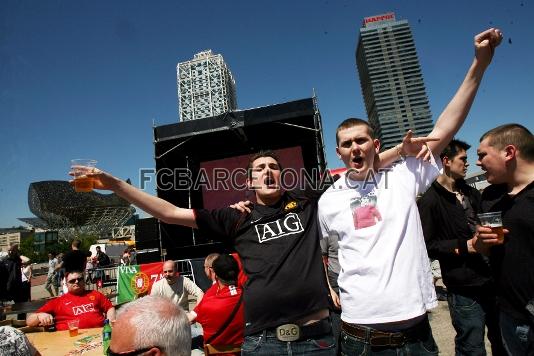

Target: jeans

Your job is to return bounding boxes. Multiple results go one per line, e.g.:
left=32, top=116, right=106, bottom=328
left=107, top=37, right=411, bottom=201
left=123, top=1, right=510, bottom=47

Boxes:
left=241, top=329, right=335, bottom=356
left=447, top=292, right=505, bottom=355
left=331, top=310, right=342, bottom=355
left=499, top=311, right=534, bottom=355
left=340, top=317, right=438, bottom=356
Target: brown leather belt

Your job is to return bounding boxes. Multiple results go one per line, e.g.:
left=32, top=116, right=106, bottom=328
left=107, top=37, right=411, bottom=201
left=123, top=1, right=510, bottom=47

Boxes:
left=341, top=318, right=429, bottom=347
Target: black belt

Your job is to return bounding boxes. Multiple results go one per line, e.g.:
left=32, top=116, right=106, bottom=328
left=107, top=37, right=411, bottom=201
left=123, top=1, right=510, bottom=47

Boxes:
left=263, top=318, right=332, bottom=342
left=341, top=317, right=430, bottom=347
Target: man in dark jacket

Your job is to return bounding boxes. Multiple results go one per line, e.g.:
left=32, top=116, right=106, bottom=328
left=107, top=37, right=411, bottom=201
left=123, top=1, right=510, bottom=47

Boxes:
left=418, top=139, right=505, bottom=355
left=95, top=246, right=111, bottom=267
left=0, top=243, right=22, bottom=304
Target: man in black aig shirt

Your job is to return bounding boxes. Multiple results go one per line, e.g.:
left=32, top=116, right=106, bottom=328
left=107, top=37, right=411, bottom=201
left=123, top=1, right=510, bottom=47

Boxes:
left=70, top=151, right=336, bottom=355
left=472, top=124, right=534, bottom=355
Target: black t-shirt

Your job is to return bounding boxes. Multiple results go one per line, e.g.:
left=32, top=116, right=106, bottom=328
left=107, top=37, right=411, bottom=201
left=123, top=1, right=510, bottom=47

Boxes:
left=62, top=250, right=90, bottom=274
left=195, top=189, right=330, bottom=336
left=481, top=181, right=534, bottom=322
left=97, top=252, right=111, bottom=267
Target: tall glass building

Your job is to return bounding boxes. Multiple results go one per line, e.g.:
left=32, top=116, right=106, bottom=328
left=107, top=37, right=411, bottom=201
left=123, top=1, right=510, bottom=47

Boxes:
left=356, top=13, right=433, bottom=150
left=177, top=50, right=237, bottom=121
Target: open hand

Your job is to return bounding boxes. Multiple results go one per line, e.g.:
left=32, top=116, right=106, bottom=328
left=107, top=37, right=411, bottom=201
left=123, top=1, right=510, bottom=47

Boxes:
left=229, top=200, right=252, bottom=214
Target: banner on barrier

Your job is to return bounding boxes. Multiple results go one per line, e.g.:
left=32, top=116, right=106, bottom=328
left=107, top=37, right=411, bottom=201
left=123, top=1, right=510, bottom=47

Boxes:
left=116, top=262, right=164, bottom=304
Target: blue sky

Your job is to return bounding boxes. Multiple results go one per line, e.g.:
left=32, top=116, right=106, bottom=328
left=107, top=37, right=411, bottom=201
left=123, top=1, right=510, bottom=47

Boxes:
left=1, top=0, right=533, bottom=227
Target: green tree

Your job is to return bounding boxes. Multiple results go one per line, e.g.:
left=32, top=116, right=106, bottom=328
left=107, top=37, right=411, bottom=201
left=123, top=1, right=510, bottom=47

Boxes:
left=19, top=233, right=41, bottom=262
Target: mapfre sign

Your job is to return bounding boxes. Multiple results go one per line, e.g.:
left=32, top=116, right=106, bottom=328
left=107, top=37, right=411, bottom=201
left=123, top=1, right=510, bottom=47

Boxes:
left=364, top=12, right=395, bottom=25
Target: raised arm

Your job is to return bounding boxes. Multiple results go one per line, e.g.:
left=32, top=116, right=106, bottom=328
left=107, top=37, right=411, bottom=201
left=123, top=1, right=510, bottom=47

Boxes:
left=427, top=28, right=502, bottom=156
left=375, top=130, right=439, bottom=169
left=71, top=167, right=197, bottom=228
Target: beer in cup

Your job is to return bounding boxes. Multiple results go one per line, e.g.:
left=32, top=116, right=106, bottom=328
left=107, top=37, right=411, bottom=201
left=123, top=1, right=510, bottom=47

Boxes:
left=477, top=211, right=504, bottom=242
left=67, top=319, right=79, bottom=337
left=71, top=159, right=97, bottom=192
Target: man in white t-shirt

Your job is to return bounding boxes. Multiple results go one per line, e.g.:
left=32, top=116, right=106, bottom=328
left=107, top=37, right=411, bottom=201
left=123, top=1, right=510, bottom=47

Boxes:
left=150, top=260, right=204, bottom=311
left=318, top=28, right=502, bottom=354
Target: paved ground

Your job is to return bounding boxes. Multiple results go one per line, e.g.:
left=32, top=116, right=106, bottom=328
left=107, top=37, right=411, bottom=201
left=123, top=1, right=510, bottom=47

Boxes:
left=24, top=276, right=492, bottom=355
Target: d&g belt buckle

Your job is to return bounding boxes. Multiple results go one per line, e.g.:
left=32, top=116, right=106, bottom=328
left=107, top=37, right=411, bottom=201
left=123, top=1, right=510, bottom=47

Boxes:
left=276, top=323, right=300, bottom=342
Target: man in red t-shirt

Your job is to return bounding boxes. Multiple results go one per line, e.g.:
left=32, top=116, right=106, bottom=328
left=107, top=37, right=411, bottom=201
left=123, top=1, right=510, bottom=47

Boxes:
left=26, top=270, right=115, bottom=330
left=189, top=254, right=244, bottom=350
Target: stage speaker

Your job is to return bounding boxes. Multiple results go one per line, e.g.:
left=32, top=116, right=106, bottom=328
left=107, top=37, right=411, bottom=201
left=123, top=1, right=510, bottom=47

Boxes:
left=153, top=98, right=326, bottom=260
left=135, top=217, right=161, bottom=264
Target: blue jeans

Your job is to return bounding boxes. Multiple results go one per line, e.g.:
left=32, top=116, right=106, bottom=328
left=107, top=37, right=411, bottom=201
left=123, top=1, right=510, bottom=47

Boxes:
left=241, top=329, right=335, bottom=356
left=447, top=292, right=505, bottom=355
left=331, top=310, right=342, bottom=356
left=340, top=318, right=438, bottom=355
left=499, top=311, right=534, bottom=355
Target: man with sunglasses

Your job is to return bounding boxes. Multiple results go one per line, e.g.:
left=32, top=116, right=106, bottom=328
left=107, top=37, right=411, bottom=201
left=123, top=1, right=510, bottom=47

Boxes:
left=109, top=295, right=191, bottom=356
left=26, top=270, right=116, bottom=330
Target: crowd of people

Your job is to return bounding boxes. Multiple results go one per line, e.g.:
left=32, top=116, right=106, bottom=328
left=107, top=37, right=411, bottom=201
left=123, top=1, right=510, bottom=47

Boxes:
left=1, top=26, right=533, bottom=356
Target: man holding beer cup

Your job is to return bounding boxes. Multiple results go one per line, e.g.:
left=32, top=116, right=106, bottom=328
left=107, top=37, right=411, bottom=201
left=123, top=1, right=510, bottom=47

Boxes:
left=26, top=270, right=116, bottom=331
left=473, top=124, right=534, bottom=354
left=418, top=139, right=505, bottom=355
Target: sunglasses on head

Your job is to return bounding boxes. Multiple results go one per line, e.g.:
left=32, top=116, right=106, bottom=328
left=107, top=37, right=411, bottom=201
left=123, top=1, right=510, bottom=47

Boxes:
left=107, top=346, right=159, bottom=356
left=67, top=277, right=84, bottom=284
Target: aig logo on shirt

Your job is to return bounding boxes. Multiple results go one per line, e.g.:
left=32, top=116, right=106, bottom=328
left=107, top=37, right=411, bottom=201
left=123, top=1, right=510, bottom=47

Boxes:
left=72, top=303, right=95, bottom=316
left=254, top=213, right=304, bottom=243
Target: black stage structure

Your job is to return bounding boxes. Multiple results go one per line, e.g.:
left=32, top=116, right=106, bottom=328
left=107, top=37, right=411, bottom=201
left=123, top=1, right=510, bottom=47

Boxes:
left=144, top=97, right=327, bottom=261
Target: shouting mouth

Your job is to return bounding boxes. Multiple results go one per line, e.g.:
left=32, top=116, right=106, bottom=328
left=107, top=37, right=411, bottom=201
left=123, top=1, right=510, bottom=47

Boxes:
left=264, top=176, right=277, bottom=188
left=352, top=156, right=364, bottom=169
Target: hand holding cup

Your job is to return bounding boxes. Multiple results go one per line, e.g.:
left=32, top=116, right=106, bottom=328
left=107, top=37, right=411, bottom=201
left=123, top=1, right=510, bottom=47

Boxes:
left=71, top=159, right=97, bottom=192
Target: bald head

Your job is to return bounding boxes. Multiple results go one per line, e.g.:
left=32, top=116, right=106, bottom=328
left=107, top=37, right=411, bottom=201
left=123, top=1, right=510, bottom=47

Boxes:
left=162, top=260, right=177, bottom=284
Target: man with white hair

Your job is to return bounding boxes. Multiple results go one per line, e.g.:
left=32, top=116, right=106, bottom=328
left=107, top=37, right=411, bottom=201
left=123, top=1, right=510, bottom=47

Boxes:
left=0, top=326, right=40, bottom=356
left=109, top=295, right=191, bottom=356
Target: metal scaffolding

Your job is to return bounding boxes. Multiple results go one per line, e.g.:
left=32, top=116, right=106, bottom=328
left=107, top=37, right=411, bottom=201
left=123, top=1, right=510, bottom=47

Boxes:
left=177, top=50, right=237, bottom=121
left=20, top=181, right=135, bottom=240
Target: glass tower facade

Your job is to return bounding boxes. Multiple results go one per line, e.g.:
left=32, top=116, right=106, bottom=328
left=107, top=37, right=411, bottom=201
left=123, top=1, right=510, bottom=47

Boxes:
left=356, top=13, right=433, bottom=150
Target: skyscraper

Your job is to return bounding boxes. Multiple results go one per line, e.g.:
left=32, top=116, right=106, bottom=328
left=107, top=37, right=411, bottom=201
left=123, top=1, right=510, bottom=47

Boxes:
left=177, top=50, right=237, bottom=121
left=356, top=12, right=433, bottom=150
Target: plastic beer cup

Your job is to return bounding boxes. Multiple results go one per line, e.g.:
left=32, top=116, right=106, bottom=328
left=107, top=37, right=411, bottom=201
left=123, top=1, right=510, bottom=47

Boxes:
left=71, top=159, right=97, bottom=192
left=67, top=319, right=79, bottom=337
left=477, top=211, right=504, bottom=242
